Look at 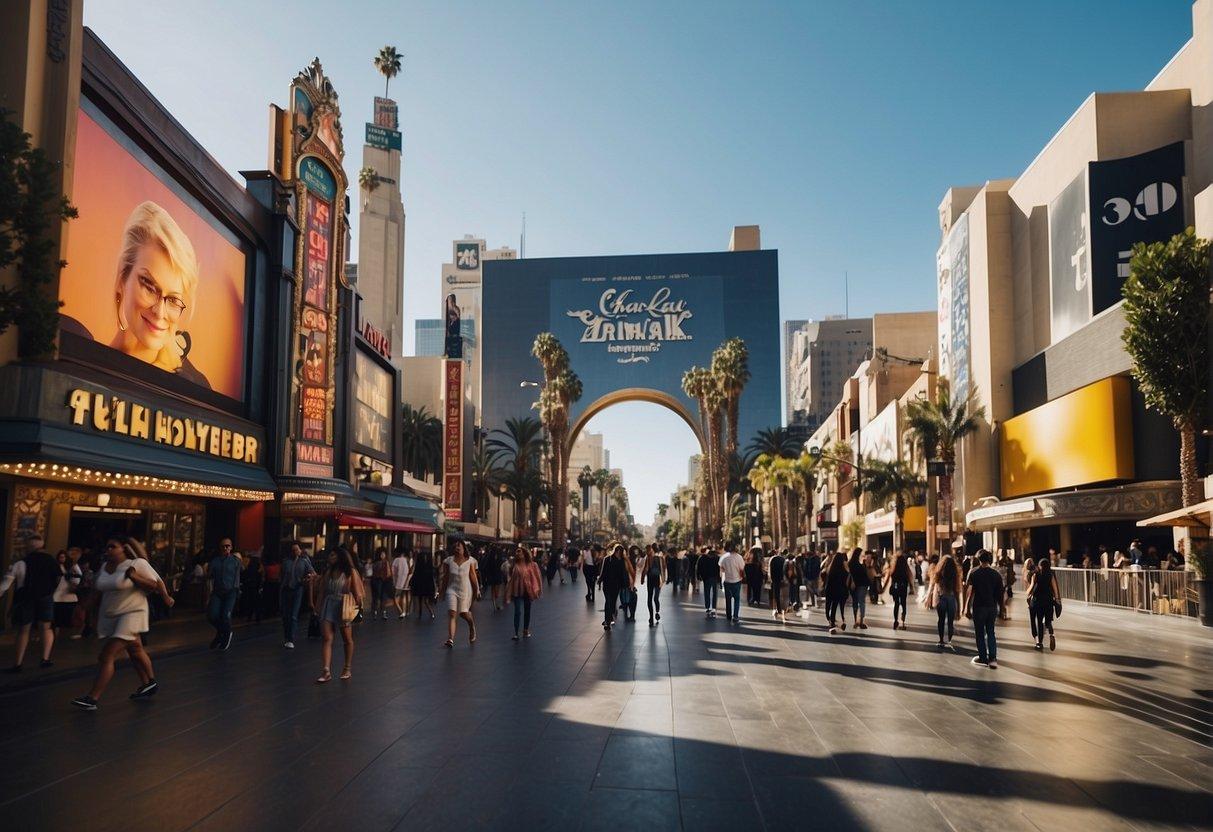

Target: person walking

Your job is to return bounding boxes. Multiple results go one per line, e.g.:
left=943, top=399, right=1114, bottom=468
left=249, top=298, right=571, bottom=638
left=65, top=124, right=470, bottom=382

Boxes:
left=582, top=544, right=600, bottom=603
left=483, top=545, right=506, bottom=612
left=1021, top=557, right=1039, bottom=642
left=52, top=549, right=83, bottom=642
left=767, top=548, right=787, bottom=622
left=599, top=544, right=631, bottom=630
left=280, top=541, right=315, bottom=649
left=1, top=534, right=62, bottom=672
left=719, top=541, right=745, bottom=623
left=847, top=548, right=870, bottom=630
left=412, top=550, right=437, bottom=620
left=238, top=551, right=262, bottom=622
left=698, top=546, right=721, bottom=618
left=391, top=549, right=412, bottom=619
left=205, top=539, right=241, bottom=651
left=823, top=551, right=852, bottom=634
left=370, top=548, right=394, bottom=620
left=963, top=549, right=1006, bottom=668
left=640, top=544, right=667, bottom=627
left=71, top=538, right=174, bottom=710
left=312, top=547, right=364, bottom=682
left=624, top=546, right=644, bottom=622
left=1027, top=557, right=1060, bottom=652
left=440, top=540, right=480, bottom=647
left=744, top=546, right=763, bottom=606
left=565, top=545, right=581, bottom=586
left=884, top=550, right=914, bottom=630
left=506, top=545, right=542, bottom=640
left=786, top=550, right=802, bottom=611
left=931, top=553, right=962, bottom=650
left=802, top=550, right=822, bottom=608
left=261, top=552, right=281, bottom=620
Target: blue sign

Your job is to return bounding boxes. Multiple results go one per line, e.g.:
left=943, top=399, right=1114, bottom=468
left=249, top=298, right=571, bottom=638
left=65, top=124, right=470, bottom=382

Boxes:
left=298, top=156, right=336, bottom=200
left=482, top=251, right=780, bottom=450
left=365, top=123, right=402, bottom=151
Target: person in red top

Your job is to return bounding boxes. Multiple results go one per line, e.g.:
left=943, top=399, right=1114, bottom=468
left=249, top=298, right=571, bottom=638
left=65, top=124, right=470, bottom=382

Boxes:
left=505, top=545, right=543, bottom=641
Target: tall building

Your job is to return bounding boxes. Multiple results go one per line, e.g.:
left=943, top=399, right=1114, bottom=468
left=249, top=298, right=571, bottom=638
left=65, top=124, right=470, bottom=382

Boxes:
left=354, top=96, right=406, bottom=359
left=414, top=318, right=474, bottom=357
left=438, top=236, right=517, bottom=418
left=787, top=317, right=873, bottom=434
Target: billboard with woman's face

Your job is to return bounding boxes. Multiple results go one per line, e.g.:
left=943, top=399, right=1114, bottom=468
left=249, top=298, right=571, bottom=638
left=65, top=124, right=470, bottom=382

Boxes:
left=59, top=103, right=247, bottom=400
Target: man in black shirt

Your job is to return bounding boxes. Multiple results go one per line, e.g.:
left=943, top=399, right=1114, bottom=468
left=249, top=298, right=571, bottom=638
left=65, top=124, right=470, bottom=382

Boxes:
left=963, top=549, right=1005, bottom=669
left=1, top=535, right=62, bottom=671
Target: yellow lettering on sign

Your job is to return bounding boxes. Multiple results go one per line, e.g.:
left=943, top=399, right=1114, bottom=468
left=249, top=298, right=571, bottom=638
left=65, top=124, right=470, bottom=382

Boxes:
left=221, top=429, right=232, bottom=458
left=92, top=394, right=111, bottom=431
left=170, top=418, right=185, bottom=447
left=231, top=432, right=244, bottom=461
left=209, top=426, right=221, bottom=456
left=113, top=399, right=129, bottom=435
left=68, top=389, right=90, bottom=425
left=244, top=437, right=259, bottom=464
left=155, top=412, right=171, bottom=444
left=192, top=421, right=206, bottom=452
left=129, top=405, right=150, bottom=439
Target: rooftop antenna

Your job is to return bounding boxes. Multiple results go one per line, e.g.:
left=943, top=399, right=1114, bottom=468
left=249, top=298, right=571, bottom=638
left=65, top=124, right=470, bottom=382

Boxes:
left=520, top=211, right=527, bottom=259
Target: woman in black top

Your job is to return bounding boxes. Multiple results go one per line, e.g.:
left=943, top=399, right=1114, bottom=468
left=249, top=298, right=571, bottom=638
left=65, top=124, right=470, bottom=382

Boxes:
left=883, top=551, right=914, bottom=630
left=1027, top=558, right=1060, bottom=651
left=640, top=545, right=666, bottom=627
left=625, top=546, right=644, bottom=622
left=823, top=551, right=852, bottom=633
left=745, top=548, right=763, bottom=606
left=411, top=551, right=436, bottom=620
left=598, top=544, right=632, bottom=630
left=847, top=548, right=870, bottom=630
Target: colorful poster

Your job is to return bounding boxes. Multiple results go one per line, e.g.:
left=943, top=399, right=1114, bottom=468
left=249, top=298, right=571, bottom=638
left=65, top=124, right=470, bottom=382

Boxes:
left=300, top=387, right=327, bottom=442
left=354, top=350, right=392, bottom=456
left=443, top=359, right=463, bottom=521
left=61, top=105, right=247, bottom=399
left=302, top=193, right=332, bottom=311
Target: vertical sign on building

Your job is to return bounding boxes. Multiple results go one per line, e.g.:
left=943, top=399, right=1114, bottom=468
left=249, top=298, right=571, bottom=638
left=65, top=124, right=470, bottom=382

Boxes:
left=1048, top=171, right=1092, bottom=343
left=948, top=213, right=971, bottom=401
left=284, top=60, right=347, bottom=479
left=442, top=359, right=463, bottom=521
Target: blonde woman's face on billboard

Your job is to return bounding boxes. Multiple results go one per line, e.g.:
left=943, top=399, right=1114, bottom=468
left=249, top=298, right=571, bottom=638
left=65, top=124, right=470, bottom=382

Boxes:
left=120, top=244, right=186, bottom=356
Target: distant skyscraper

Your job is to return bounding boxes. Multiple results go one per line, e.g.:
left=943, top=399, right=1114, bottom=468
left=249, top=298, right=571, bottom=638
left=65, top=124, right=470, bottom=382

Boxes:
left=783, top=319, right=808, bottom=423
left=787, top=317, right=873, bottom=434
left=354, top=95, right=406, bottom=359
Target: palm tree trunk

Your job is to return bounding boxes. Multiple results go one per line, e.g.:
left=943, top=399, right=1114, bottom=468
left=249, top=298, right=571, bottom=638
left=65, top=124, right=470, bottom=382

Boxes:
left=942, top=470, right=955, bottom=546
left=1179, top=417, right=1200, bottom=506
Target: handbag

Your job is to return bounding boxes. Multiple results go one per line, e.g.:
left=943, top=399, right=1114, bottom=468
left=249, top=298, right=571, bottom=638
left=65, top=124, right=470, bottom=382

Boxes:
left=1053, top=599, right=1063, bottom=618
left=341, top=592, right=360, bottom=625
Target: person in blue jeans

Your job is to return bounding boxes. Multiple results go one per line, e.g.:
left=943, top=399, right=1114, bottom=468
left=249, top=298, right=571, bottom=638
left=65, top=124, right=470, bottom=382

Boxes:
left=206, top=539, right=242, bottom=651
left=718, top=543, right=745, bottom=623
left=697, top=547, right=721, bottom=618
left=964, top=549, right=1006, bottom=668
left=279, top=541, right=315, bottom=648
left=846, top=548, right=870, bottom=629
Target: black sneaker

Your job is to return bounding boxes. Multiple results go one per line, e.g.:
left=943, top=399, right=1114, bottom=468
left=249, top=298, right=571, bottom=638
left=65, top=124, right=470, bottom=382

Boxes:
left=3, top=665, right=22, bottom=674
left=209, top=635, right=221, bottom=650
left=221, top=632, right=234, bottom=651
left=656, top=612, right=661, bottom=621
left=72, top=695, right=98, bottom=711
left=40, top=660, right=54, bottom=669
left=130, top=680, right=159, bottom=699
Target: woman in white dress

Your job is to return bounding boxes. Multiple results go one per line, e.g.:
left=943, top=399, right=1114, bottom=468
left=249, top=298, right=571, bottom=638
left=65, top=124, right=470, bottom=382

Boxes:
left=72, top=538, right=174, bottom=710
left=439, top=539, right=480, bottom=648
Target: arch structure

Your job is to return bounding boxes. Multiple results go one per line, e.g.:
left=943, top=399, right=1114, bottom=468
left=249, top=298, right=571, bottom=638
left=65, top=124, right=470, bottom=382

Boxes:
left=567, top=388, right=706, bottom=461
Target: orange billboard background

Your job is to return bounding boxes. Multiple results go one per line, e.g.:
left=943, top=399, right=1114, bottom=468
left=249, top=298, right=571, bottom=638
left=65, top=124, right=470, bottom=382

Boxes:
left=61, top=108, right=247, bottom=399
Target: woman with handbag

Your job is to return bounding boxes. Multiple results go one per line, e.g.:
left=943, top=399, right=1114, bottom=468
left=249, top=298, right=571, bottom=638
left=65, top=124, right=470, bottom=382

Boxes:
left=312, top=547, right=364, bottom=683
left=931, top=554, right=962, bottom=650
left=440, top=539, right=480, bottom=648
left=71, top=538, right=174, bottom=710
left=505, top=545, right=542, bottom=640
left=1027, top=558, right=1060, bottom=652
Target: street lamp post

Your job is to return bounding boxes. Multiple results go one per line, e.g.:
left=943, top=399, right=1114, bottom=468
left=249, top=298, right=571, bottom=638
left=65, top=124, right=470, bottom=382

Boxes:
left=691, top=493, right=699, bottom=547
left=495, top=482, right=507, bottom=541
left=577, top=466, right=594, bottom=545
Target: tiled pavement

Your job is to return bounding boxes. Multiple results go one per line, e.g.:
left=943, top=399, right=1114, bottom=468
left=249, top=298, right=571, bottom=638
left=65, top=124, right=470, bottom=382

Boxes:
left=0, top=578, right=1209, bottom=831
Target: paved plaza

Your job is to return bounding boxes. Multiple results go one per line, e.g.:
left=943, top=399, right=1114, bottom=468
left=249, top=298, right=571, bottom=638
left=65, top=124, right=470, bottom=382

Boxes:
left=0, top=580, right=1210, bottom=831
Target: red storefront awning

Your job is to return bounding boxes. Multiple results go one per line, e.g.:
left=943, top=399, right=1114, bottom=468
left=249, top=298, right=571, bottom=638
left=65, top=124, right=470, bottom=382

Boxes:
left=335, top=513, right=437, bottom=534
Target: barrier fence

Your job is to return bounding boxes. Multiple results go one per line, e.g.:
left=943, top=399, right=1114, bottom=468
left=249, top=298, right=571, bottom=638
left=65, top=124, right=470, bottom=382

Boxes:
left=1051, top=567, right=1198, bottom=619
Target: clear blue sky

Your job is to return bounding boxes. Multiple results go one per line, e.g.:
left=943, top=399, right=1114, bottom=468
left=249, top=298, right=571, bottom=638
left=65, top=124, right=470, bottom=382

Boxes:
left=84, top=0, right=1195, bottom=525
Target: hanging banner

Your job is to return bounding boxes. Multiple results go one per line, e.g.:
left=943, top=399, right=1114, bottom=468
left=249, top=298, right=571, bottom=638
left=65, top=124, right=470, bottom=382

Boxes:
left=1048, top=171, right=1091, bottom=343
left=442, top=360, right=463, bottom=521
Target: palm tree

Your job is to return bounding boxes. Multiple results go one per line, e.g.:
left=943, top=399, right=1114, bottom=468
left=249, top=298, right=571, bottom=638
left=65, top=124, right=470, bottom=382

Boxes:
left=712, top=338, right=751, bottom=460
left=683, top=366, right=725, bottom=539
left=373, top=45, right=402, bottom=99
left=400, top=404, right=442, bottom=480
left=358, top=166, right=379, bottom=193
left=488, top=416, right=546, bottom=532
left=905, top=378, right=985, bottom=546
left=861, top=459, right=926, bottom=552
left=468, top=444, right=500, bottom=522
left=747, top=426, right=801, bottom=459
left=532, top=333, right=582, bottom=547
left=747, top=454, right=776, bottom=544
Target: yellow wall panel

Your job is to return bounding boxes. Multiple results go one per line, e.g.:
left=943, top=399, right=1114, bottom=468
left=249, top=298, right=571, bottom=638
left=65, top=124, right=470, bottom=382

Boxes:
left=1000, top=376, right=1134, bottom=499
left=903, top=505, right=927, bottom=533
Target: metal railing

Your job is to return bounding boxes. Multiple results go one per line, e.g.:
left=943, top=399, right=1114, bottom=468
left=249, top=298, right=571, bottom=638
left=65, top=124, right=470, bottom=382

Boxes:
left=1051, top=567, right=1198, bottom=619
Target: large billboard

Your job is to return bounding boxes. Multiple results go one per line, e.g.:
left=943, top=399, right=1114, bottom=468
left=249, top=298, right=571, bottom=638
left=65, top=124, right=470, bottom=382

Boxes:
left=60, top=104, right=247, bottom=400
left=936, top=213, right=969, bottom=399
left=1049, top=170, right=1091, bottom=342
left=482, top=250, right=780, bottom=449
left=353, top=350, right=392, bottom=457
left=1088, top=141, right=1185, bottom=315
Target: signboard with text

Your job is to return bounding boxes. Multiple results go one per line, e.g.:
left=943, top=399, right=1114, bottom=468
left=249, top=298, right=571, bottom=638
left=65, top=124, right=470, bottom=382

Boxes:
left=365, top=123, right=402, bottom=151
left=442, top=359, right=463, bottom=521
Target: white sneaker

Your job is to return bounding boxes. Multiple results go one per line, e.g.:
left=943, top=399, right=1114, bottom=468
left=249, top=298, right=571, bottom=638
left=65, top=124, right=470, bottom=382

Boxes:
left=284, top=641, right=294, bottom=649
left=988, top=660, right=998, bottom=669
left=398, top=613, right=406, bottom=619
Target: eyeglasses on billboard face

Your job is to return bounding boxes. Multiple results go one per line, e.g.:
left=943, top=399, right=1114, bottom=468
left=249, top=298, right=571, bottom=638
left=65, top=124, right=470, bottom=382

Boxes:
left=135, top=272, right=187, bottom=318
